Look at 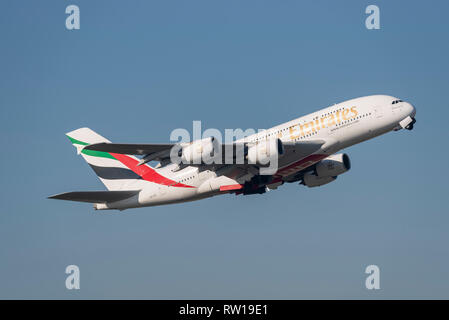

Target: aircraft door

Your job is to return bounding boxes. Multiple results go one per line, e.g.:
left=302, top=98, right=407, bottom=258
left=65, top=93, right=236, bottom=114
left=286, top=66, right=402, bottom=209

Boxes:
left=374, top=105, right=384, bottom=119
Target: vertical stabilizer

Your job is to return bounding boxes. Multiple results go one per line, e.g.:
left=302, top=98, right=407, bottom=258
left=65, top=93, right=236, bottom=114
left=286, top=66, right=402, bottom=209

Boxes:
left=66, top=128, right=142, bottom=190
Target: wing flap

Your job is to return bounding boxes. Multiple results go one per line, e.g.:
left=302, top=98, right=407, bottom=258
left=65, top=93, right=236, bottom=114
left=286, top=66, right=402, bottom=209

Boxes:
left=48, top=190, right=140, bottom=203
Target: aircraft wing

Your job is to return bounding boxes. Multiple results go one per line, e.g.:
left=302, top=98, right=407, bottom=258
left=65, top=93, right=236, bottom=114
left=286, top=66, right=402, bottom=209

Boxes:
left=84, top=140, right=325, bottom=157
left=83, top=139, right=327, bottom=169
left=83, top=141, right=248, bottom=164
left=83, top=143, right=174, bottom=155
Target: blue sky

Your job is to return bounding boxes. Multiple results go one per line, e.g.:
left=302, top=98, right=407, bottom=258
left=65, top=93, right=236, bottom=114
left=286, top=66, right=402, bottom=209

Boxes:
left=0, top=0, right=448, bottom=298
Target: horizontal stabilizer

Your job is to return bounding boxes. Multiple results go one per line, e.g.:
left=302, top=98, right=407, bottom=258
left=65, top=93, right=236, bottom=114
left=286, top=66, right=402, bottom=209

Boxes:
left=48, top=190, right=140, bottom=203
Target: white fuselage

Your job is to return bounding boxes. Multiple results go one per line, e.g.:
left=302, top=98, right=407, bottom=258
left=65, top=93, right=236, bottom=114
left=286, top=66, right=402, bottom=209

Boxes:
left=96, top=95, right=416, bottom=210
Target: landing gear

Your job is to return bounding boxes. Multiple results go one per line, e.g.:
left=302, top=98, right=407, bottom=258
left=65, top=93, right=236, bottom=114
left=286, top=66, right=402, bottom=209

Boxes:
left=405, top=118, right=416, bottom=130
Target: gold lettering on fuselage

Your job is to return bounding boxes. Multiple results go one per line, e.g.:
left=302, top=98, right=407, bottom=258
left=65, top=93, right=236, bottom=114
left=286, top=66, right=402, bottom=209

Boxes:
left=327, top=113, right=336, bottom=126
left=288, top=106, right=359, bottom=141
left=320, top=116, right=326, bottom=129
left=342, top=108, right=350, bottom=120
left=289, top=125, right=301, bottom=140
left=335, top=110, right=339, bottom=123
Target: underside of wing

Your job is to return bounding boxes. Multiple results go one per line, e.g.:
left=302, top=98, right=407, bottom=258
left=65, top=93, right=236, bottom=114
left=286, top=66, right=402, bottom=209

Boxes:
left=48, top=190, right=140, bottom=203
left=275, top=140, right=329, bottom=178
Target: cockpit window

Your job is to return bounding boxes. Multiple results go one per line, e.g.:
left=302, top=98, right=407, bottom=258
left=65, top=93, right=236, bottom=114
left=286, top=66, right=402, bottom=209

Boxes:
left=392, top=99, right=403, bottom=104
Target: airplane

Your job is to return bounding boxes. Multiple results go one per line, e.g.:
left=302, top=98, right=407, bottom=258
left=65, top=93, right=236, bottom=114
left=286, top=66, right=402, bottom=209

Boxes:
left=49, top=95, right=416, bottom=211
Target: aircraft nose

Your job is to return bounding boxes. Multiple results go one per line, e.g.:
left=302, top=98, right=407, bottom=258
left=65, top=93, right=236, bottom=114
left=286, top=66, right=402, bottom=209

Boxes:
left=407, top=102, right=416, bottom=117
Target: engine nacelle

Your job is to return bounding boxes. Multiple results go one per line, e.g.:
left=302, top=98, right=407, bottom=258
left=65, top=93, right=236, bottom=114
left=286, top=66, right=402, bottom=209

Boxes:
left=181, top=137, right=215, bottom=164
left=315, top=153, right=351, bottom=177
left=301, top=154, right=351, bottom=188
left=247, top=138, right=284, bottom=165
left=302, top=173, right=336, bottom=188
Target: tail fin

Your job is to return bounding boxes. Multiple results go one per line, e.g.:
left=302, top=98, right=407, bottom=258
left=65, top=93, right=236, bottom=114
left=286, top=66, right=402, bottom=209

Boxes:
left=66, top=128, right=141, bottom=191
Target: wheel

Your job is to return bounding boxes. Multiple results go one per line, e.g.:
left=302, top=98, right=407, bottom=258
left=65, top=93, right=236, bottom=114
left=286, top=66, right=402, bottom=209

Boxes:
left=405, top=118, right=416, bottom=130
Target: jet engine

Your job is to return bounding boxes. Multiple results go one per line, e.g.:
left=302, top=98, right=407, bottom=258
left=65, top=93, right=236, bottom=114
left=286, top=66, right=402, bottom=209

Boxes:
left=247, top=138, right=284, bottom=165
left=302, top=173, right=336, bottom=187
left=315, top=153, right=351, bottom=177
left=180, top=137, right=215, bottom=164
left=301, top=153, right=351, bottom=188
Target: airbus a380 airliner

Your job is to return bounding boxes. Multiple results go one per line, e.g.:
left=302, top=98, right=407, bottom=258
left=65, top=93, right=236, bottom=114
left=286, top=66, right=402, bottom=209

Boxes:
left=49, top=95, right=416, bottom=210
